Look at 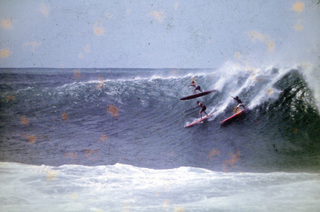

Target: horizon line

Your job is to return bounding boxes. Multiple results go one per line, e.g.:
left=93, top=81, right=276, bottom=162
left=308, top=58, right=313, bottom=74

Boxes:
left=0, top=67, right=216, bottom=70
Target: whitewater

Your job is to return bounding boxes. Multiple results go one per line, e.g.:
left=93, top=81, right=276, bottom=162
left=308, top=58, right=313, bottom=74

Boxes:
left=1, top=63, right=320, bottom=211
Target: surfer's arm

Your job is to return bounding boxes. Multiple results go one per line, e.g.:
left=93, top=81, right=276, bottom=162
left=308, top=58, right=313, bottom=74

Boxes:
left=232, top=96, right=240, bottom=102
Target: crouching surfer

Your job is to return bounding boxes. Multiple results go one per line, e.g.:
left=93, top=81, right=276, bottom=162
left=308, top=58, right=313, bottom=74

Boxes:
left=188, top=81, right=203, bottom=94
left=232, top=96, right=245, bottom=113
left=195, top=101, right=208, bottom=119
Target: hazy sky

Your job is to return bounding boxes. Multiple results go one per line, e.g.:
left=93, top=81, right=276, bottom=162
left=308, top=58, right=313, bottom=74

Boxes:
left=0, top=0, right=319, bottom=68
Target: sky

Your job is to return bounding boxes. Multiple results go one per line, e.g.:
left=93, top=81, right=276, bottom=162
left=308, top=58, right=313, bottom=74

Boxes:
left=0, top=0, right=319, bottom=68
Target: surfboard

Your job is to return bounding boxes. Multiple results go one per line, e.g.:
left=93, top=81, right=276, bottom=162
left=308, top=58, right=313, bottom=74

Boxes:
left=219, top=108, right=247, bottom=124
left=185, top=112, right=214, bottom=128
left=180, top=89, right=217, bottom=100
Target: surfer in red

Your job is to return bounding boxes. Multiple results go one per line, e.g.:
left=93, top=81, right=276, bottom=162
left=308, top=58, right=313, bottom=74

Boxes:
left=189, top=81, right=203, bottom=93
left=195, top=101, right=208, bottom=119
left=232, top=96, right=245, bottom=113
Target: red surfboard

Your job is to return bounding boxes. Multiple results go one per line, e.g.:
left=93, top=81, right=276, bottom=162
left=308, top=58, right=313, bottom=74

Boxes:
left=219, top=108, right=247, bottom=124
left=180, top=90, right=217, bottom=100
left=185, top=113, right=214, bottom=128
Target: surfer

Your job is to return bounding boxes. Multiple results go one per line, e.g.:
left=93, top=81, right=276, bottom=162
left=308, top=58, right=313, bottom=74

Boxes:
left=188, top=81, right=202, bottom=93
left=195, top=101, right=208, bottom=119
left=232, top=96, right=245, bottom=112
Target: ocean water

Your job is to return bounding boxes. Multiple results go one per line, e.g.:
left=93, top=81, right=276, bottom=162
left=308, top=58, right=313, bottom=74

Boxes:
left=1, top=64, right=320, bottom=211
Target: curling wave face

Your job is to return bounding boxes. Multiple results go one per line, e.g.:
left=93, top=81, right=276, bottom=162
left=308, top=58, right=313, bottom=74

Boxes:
left=0, top=66, right=319, bottom=172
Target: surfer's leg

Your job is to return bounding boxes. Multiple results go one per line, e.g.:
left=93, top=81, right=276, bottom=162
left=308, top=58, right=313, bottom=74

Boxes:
left=203, top=106, right=208, bottom=116
left=234, top=105, right=239, bottom=113
left=201, top=108, right=206, bottom=118
left=202, top=107, right=208, bottom=116
left=195, top=86, right=202, bottom=93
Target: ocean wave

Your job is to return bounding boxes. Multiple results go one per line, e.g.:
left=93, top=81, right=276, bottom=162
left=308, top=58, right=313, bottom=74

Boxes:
left=0, top=66, right=319, bottom=173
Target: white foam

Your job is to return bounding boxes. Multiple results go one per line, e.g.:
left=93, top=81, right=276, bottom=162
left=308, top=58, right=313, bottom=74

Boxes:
left=1, top=162, right=319, bottom=212
left=248, top=67, right=291, bottom=109
left=299, top=63, right=320, bottom=113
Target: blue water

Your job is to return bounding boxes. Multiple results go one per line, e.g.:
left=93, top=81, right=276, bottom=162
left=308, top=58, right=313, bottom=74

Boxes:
left=1, top=65, right=320, bottom=211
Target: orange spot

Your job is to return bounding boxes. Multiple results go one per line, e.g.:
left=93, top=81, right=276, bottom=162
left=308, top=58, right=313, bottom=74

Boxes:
left=267, top=40, right=275, bottom=52
left=292, top=1, right=304, bottom=13
left=96, top=83, right=103, bottom=89
left=223, top=150, right=240, bottom=172
left=149, top=11, right=164, bottom=23
left=293, top=128, right=298, bottom=134
left=234, top=52, right=242, bottom=59
left=294, top=20, right=303, bottom=31
left=93, top=21, right=105, bottom=36
left=174, top=207, right=185, bottom=212
left=171, top=70, right=179, bottom=76
left=0, top=47, right=11, bottom=58
left=84, top=149, right=98, bottom=159
left=163, top=199, right=170, bottom=207
left=83, top=45, right=91, bottom=53
left=107, top=104, right=119, bottom=117
left=1, top=19, right=13, bottom=29
left=26, top=134, right=37, bottom=144
left=267, top=88, right=274, bottom=95
left=39, top=2, right=50, bottom=18
left=23, top=41, right=42, bottom=52
left=247, top=31, right=275, bottom=52
left=99, top=134, right=107, bottom=142
left=44, top=169, right=57, bottom=181
left=78, top=52, right=84, bottom=59
left=7, top=95, right=15, bottom=101
left=65, top=152, right=78, bottom=159
left=74, top=70, right=81, bottom=79
left=96, top=77, right=105, bottom=89
left=61, top=113, right=69, bottom=121
left=208, top=148, right=219, bottom=159
left=21, top=116, right=29, bottom=125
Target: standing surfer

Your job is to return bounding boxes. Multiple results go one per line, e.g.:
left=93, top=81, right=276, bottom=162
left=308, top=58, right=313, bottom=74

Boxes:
left=195, top=101, right=208, bottom=119
left=189, top=81, right=203, bottom=93
left=232, top=96, right=245, bottom=113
